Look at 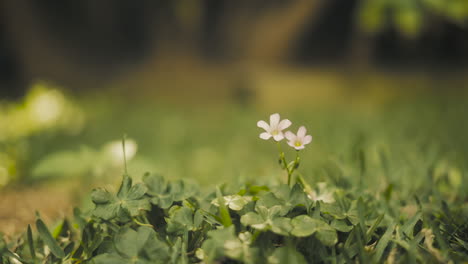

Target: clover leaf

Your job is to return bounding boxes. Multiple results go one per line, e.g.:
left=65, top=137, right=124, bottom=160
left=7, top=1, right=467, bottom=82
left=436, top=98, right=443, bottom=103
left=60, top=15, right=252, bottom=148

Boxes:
left=290, top=215, right=338, bottom=246
left=143, top=174, right=173, bottom=209
left=91, top=176, right=150, bottom=221
left=170, top=179, right=199, bottom=201
left=166, top=206, right=203, bottom=234
left=330, top=219, right=353, bottom=232
left=93, top=226, right=169, bottom=264
left=143, top=174, right=198, bottom=209
left=267, top=245, right=307, bottom=264
left=273, top=184, right=307, bottom=209
left=224, top=232, right=258, bottom=264
left=320, top=200, right=359, bottom=225
left=200, top=226, right=238, bottom=262
left=255, top=184, right=307, bottom=215
left=240, top=205, right=292, bottom=236
left=211, top=195, right=253, bottom=211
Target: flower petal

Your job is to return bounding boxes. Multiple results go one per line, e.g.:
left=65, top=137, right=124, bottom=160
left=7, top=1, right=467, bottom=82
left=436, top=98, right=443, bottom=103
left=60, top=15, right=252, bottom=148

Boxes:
left=259, top=132, right=272, bottom=140
left=287, top=140, right=296, bottom=148
left=285, top=131, right=295, bottom=141
left=278, top=119, right=292, bottom=130
left=269, top=113, right=280, bottom=127
left=294, top=145, right=305, bottom=150
left=303, top=135, right=312, bottom=145
left=297, top=126, right=307, bottom=138
left=273, top=133, right=284, bottom=141
left=257, top=120, right=270, bottom=131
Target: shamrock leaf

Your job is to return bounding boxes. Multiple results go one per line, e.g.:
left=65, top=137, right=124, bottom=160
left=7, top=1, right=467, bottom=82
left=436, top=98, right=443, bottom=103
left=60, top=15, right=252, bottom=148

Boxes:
left=91, top=176, right=150, bottom=220
left=143, top=174, right=173, bottom=209
left=320, top=200, right=359, bottom=225
left=255, top=192, right=290, bottom=216
left=166, top=206, right=204, bottom=234
left=330, top=219, right=353, bottom=232
left=240, top=205, right=292, bottom=236
left=273, top=184, right=307, bottom=209
left=80, top=223, right=105, bottom=257
left=93, top=227, right=169, bottom=264
left=170, top=179, right=199, bottom=201
left=211, top=195, right=253, bottom=211
left=201, top=226, right=238, bottom=262
left=143, top=174, right=198, bottom=209
left=290, top=215, right=338, bottom=246
left=255, top=184, right=307, bottom=215
left=224, top=232, right=259, bottom=264
left=267, top=245, right=307, bottom=264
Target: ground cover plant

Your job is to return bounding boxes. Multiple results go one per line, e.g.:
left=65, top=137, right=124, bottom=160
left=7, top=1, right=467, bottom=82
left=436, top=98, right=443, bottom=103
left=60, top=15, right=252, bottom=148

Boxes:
left=1, top=109, right=467, bottom=264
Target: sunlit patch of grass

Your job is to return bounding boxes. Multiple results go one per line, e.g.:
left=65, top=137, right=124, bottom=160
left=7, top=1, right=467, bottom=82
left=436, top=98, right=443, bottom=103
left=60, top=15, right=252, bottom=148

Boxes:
left=1, top=75, right=468, bottom=262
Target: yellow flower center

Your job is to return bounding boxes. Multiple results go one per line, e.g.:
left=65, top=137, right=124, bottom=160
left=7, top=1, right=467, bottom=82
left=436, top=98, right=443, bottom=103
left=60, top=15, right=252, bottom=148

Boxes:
left=271, top=130, right=279, bottom=135
left=295, top=141, right=302, bottom=147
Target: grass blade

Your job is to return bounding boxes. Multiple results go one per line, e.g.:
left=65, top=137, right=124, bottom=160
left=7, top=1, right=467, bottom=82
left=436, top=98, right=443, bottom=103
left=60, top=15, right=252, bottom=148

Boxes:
left=366, top=214, right=384, bottom=243
left=216, top=186, right=232, bottom=227
left=401, top=211, right=422, bottom=238
left=27, top=224, right=36, bottom=260
left=373, top=223, right=395, bottom=262
left=36, top=218, right=65, bottom=258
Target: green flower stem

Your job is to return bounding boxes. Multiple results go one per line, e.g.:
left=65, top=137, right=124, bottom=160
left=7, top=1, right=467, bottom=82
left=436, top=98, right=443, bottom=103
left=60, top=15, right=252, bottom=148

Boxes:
left=184, top=198, right=197, bottom=210
left=277, top=143, right=302, bottom=186
left=296, top=172, right=313, bottom=195
left=133, top=218, right=154, bottom=228
left=102, top=220, right=120, bottom=232
left=251, top=230, right=262, bottom=244
left=288, top=151, right=301, bottom=185
left=140, top=213, right=153, bottom=226
left=276, top=142, right=287, bottom=170
left=190, top=229, right=204, bottom=250
left=276, top=142, right=291, bottom=184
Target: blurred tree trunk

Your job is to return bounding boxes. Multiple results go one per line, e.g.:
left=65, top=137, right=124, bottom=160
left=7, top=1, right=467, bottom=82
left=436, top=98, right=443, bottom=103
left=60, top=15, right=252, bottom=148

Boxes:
left=346, top=0, right=374, bottom=70
left=1, top=0, right=70, bottom=82
left=243, top=0, right=324, bottom=62
left=219, top=0, right=325, bottom=63
left=348, top=30, right=374, bottom=70
left=0, top=19, right=29, bottom=98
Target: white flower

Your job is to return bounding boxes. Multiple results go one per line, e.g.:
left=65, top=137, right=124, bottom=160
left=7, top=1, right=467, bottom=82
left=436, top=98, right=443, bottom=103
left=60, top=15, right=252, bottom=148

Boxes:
left=285, top=126, right=312, bottom=150
left=211, top=195, right=252, bottom=211
left=29, top=89, right=65, bottom=125
left=307, top=182, right=335, bottom=203
left=104, top=139, right=138, bottom=165
left=257, top=113, right=292, bottom=141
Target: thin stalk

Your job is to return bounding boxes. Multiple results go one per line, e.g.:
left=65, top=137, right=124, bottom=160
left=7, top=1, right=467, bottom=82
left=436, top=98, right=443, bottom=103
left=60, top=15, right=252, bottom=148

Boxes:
left=288, top=151, right=301, bottom=185
left=122, top=134, right=128, bottom=176
left=276, top=142, right=291, bottom=183
left=133, top=218, right=154, bottom=228
left=276, top=143, right=302, bottom=186
left=251, top=230, right=262, bottom=243
left=296, top=172, right=313, bottom=195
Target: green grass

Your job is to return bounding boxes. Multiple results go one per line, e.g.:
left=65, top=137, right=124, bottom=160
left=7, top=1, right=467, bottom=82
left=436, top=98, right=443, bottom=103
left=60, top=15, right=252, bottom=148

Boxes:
left=1, top=92, right=468, bottom=263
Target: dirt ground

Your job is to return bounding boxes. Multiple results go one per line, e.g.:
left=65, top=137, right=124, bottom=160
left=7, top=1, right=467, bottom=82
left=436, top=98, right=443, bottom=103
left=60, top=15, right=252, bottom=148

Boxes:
left=0, top=183, right=76, bottom=238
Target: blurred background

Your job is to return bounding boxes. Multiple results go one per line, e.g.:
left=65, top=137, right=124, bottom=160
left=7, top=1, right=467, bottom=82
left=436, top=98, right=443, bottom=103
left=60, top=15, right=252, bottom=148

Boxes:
left=1, top=0, right=468, bottom=235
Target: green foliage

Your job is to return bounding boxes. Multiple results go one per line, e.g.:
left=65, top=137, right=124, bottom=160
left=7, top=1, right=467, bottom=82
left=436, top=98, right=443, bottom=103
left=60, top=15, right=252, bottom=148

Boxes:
left=2, top=94, right=468, bottom=263
left=358, top=0, right=468, bottom=37
left=91, top=176, right=150, bottom=221
left=32, top=147, right=98, bottom=179
left=36, top=218, right=66, bottom=258
left=0, top=82, right=85, bottom=185
left=2, top=172, right=467, bottom=263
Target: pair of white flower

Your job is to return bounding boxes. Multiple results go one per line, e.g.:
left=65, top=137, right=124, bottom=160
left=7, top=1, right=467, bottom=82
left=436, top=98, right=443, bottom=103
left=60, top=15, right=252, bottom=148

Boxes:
left=257, top=113, right=312, bottom=150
